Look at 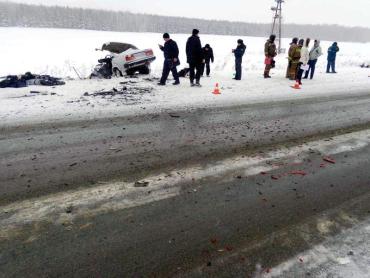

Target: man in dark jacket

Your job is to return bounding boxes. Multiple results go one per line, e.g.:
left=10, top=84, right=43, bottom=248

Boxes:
left=186, top=29, right=204, bottom=87
left=327, top=42, right=339, bottom=73
left=201, top=44, right=214, bottom=77
left=232, top=39, right=246, bottom=80
left=158, top=33, right=180, bottom=85
left=264, top=34, right=277, bottom=78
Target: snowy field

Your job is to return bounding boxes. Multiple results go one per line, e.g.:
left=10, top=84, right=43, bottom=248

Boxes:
left=0, top=27, right=370, bottom=126
left=1, top=27, right=369, bottom=78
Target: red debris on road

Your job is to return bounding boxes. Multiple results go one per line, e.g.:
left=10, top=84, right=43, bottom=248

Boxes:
left=289, top=170, right=307, bottom=176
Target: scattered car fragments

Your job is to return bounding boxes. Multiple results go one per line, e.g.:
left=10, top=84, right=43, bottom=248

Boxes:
left=0, top=72, right=65, bottom=88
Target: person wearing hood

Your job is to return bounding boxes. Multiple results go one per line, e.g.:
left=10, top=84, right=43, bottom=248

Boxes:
left=264, top=34, right=277, bottom=78
left=285, top=38, right=298, bottom=78
left=327, top=42, right=340, bottom=73
left=201, top=44, right=214, bottom=77
left=304, top=39, right=322, bottom=79
left=232, top=39, right=246, bottom=80
left=186, top=29, right=204, bottom=87
left=158, top=33, right=180, bottom=86
left=296, top=38, right=310, bottom=85
left=288, top=37, right=302, bottom=80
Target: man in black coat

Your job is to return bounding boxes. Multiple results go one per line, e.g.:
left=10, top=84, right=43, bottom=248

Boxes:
left=158, top=33, right=180, bottom=86
left=232, top=39, right=246, bottom=80
left=186, top=29, right=204, bottom=87
left=201, top=44, right=214, bottom=77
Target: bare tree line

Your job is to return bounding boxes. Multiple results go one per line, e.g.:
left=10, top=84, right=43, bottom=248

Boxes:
left=0, top=2, right=369, bottom=42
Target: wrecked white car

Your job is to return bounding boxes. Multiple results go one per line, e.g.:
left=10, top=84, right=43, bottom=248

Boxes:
left=97, top=42, right=156, bottom=76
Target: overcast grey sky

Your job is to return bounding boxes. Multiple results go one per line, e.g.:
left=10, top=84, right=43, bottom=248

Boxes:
left=8, top=0, right=370, bottom=28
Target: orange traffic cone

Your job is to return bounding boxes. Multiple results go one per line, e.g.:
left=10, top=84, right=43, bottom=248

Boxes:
left=291, top=81, right=301, bottom=89
left=213, top=83, right=221, bottom=95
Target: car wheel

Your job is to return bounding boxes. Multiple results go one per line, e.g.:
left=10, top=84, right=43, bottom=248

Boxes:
left=113, top=68, right=123, bottom=77
left=138, top=66, right=151, bottom=75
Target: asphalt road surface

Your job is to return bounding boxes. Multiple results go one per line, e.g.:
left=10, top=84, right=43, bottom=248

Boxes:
left=1, top=90, right=370, bottom=205
left=1, top=91, right=370, bottom=277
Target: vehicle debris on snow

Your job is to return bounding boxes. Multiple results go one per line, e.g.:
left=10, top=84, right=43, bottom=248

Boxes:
left=0, top=72, right=65, bottom=88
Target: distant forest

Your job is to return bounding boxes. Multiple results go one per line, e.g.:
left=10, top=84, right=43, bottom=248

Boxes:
left=1, top=2, right=370, bottom=42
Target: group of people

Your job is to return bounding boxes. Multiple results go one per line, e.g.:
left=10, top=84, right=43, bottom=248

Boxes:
left=158, top=28, right=341, bottom=87
left=158, top=29, right=214, bottom=87
left=267, top=35, right=340, bottom=85
left=158, top=29, right=245, bottom=87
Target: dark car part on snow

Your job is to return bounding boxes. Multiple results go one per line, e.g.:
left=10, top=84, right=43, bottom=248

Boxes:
left=101, top=42, right=138, bottom=54
left=0, top=72, right=65, bottom=88
left=90, top=55, right=114, bottom=79
left=178, top=67, right=190, bottom=78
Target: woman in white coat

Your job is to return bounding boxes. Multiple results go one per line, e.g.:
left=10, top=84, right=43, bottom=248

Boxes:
left=296, top=38, right=310, bottom=85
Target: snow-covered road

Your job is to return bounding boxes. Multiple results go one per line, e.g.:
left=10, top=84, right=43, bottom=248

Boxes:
left=1, top=70, right=370, bottom=127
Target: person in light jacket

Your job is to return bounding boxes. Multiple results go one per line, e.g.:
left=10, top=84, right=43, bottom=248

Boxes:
left=296, top=38, right=310, bottom=85
left=304, top=40, right=322, bottom=80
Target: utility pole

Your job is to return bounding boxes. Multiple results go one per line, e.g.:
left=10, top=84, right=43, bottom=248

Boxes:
left=271, top=0, right=285, bottom=53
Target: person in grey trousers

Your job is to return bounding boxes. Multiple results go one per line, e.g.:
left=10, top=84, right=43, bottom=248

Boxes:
left=304, top=40, right=322, bottom=79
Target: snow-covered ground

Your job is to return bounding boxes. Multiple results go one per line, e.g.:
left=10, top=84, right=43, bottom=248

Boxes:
left=261, top=217, right=370, bottom=278
left=0, top=27, right=370, bottom=126
left=1, top=27, right=369, bottom=78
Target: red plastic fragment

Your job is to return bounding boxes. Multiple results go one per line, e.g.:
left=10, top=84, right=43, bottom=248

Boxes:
left=225, top=246, right=233, bottom=252
left=290, top=170, right=307, bottom=176
left=260, top=171, right=267, bottom=175
left=264, top=268, right=271, bottom=273
left=271, top=175, right=279, bottom=180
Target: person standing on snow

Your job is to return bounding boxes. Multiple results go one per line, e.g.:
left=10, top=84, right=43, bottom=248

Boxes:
left=158, top=33, right=180, bottom=86
left=264, top=34, right=277, bottom=78
left=232, top=39, right=246, bottom=80
left=296, top=38, right=310, bottom=85
left=288, top=38, right=303, bottom=80
left=304, top=39, right=322, bottom=79
left=327, top=42, right=340, bottom=73
left=286, top=37, right=298, bottom=79
left=201, top=44, right=214, bottom=77
left=186, top=29, right=205, bottom=87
